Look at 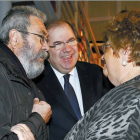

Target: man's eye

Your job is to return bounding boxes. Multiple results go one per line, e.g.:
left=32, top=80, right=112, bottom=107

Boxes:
left=68, top=39, right=75, bottom=43
left=54, top=42, right=63, bottom=45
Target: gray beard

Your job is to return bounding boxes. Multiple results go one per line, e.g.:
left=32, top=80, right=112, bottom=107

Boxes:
left=17, top=40, right=48, bottom=79
left=20, top=53, right=45, bottom=79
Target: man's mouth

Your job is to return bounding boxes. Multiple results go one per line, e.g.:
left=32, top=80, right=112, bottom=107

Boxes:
left=38, top=55, right=45, bottom=61
left=62, top=55, right=72, bottom=59
left=38, top=51, right=49, bottom=61
left=39, top=57, right=44, bottom=62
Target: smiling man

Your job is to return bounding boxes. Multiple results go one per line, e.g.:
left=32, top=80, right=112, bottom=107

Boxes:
left=34, top=19, right=112, bottom=140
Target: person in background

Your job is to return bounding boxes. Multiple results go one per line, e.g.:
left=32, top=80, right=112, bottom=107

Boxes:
left=34, top=19, right=113, bottom=140
left=0, top=6, right=52, bottom=140
left=64, top=9, right=140, bottom=140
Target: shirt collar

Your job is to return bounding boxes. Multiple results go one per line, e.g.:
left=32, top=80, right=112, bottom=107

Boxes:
left=51, top=65, right=77, bottom=80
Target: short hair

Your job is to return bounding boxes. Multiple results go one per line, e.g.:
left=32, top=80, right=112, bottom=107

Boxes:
left=45, top=19, right=77, bottom=37
left=103, top=9, right=140, bottom=66
left=0, top=6, right=47, bottom=44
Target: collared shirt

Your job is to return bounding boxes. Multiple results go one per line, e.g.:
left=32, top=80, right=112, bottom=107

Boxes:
left=51, top=66, right=84, bottom=116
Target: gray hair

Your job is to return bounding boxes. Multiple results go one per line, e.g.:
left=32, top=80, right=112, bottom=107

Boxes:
left=0, top=6, right=46, bottom=44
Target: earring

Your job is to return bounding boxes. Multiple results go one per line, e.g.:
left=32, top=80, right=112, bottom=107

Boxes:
left=122, top=60, right=127, bottom=66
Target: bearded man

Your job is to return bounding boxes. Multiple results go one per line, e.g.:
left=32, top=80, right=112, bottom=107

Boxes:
left=0, top=6, right=52, bottom=140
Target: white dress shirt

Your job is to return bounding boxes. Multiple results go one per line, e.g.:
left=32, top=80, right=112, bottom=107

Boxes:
left=51, top=66, right=84, bottom=116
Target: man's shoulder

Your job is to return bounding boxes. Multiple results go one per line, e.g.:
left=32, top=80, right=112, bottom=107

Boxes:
left=0, top=62, right=7, bottom=73
left=76, top=61, right=102, bottom=70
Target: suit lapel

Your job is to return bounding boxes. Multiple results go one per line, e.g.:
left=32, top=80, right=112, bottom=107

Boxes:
left=76, top=62, right=94, bottom=113
left=44, top=63, right=78, bottom=121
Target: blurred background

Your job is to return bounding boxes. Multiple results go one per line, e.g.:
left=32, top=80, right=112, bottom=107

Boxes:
left=0, top=1, right=140, bottom=66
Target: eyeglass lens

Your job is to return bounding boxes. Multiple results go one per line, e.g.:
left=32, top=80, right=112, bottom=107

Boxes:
left=55, top=39, right=78, bottom=50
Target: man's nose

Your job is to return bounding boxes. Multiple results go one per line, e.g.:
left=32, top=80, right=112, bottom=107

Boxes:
left=42, top=42, right=50, bottom=51
left=63, top=42, right=72, bottom=50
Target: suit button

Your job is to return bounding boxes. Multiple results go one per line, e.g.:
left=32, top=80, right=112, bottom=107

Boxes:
left=28, top=92, right=31, bottom=95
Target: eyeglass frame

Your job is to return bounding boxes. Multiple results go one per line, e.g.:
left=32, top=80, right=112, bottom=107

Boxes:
left=49, top=38, right=79, bottom=50
left=102, top=44, right=110, bottom=53
left=17, top=30, right=48, bottom=45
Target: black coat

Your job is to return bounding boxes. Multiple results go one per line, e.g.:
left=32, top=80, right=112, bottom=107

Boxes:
left=0, top=43, right=49, bottom=140
left=34, top=61, right=113, bottom=140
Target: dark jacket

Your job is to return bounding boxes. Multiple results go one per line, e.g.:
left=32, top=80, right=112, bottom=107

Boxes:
left=0, top=43, right=49, bottom=140
left=34, top=60, right=113, bottom=140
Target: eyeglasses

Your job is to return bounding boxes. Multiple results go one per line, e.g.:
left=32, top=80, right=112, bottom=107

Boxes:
left=102, top=44, right=110, bottom=53
left=17, top=30, right=48, bottom=45
left=49, top=38, right=78, bottom=50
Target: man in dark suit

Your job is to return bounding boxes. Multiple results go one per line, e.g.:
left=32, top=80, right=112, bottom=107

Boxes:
left=34, top=19, right=112, bottom=140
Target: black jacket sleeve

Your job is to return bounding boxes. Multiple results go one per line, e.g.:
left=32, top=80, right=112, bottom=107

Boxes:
left=21, top=112, right=49, bottom=140
left=0, top=63, right=49, bottom=140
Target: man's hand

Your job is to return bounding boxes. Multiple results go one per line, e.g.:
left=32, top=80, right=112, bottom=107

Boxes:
left=11, top=124, right=35, bottom=140
left=32, top=98, right=52, bottom=123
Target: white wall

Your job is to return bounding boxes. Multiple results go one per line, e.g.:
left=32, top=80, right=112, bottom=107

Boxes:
left=0, top=1, right=12, bottom=27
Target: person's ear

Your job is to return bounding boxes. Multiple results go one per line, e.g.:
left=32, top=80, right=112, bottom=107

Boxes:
left=120, top=48, right=131, bottom=66
left=9, top=29, right=19, bottom=49
left=120, top=46, right=131, bottom=56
